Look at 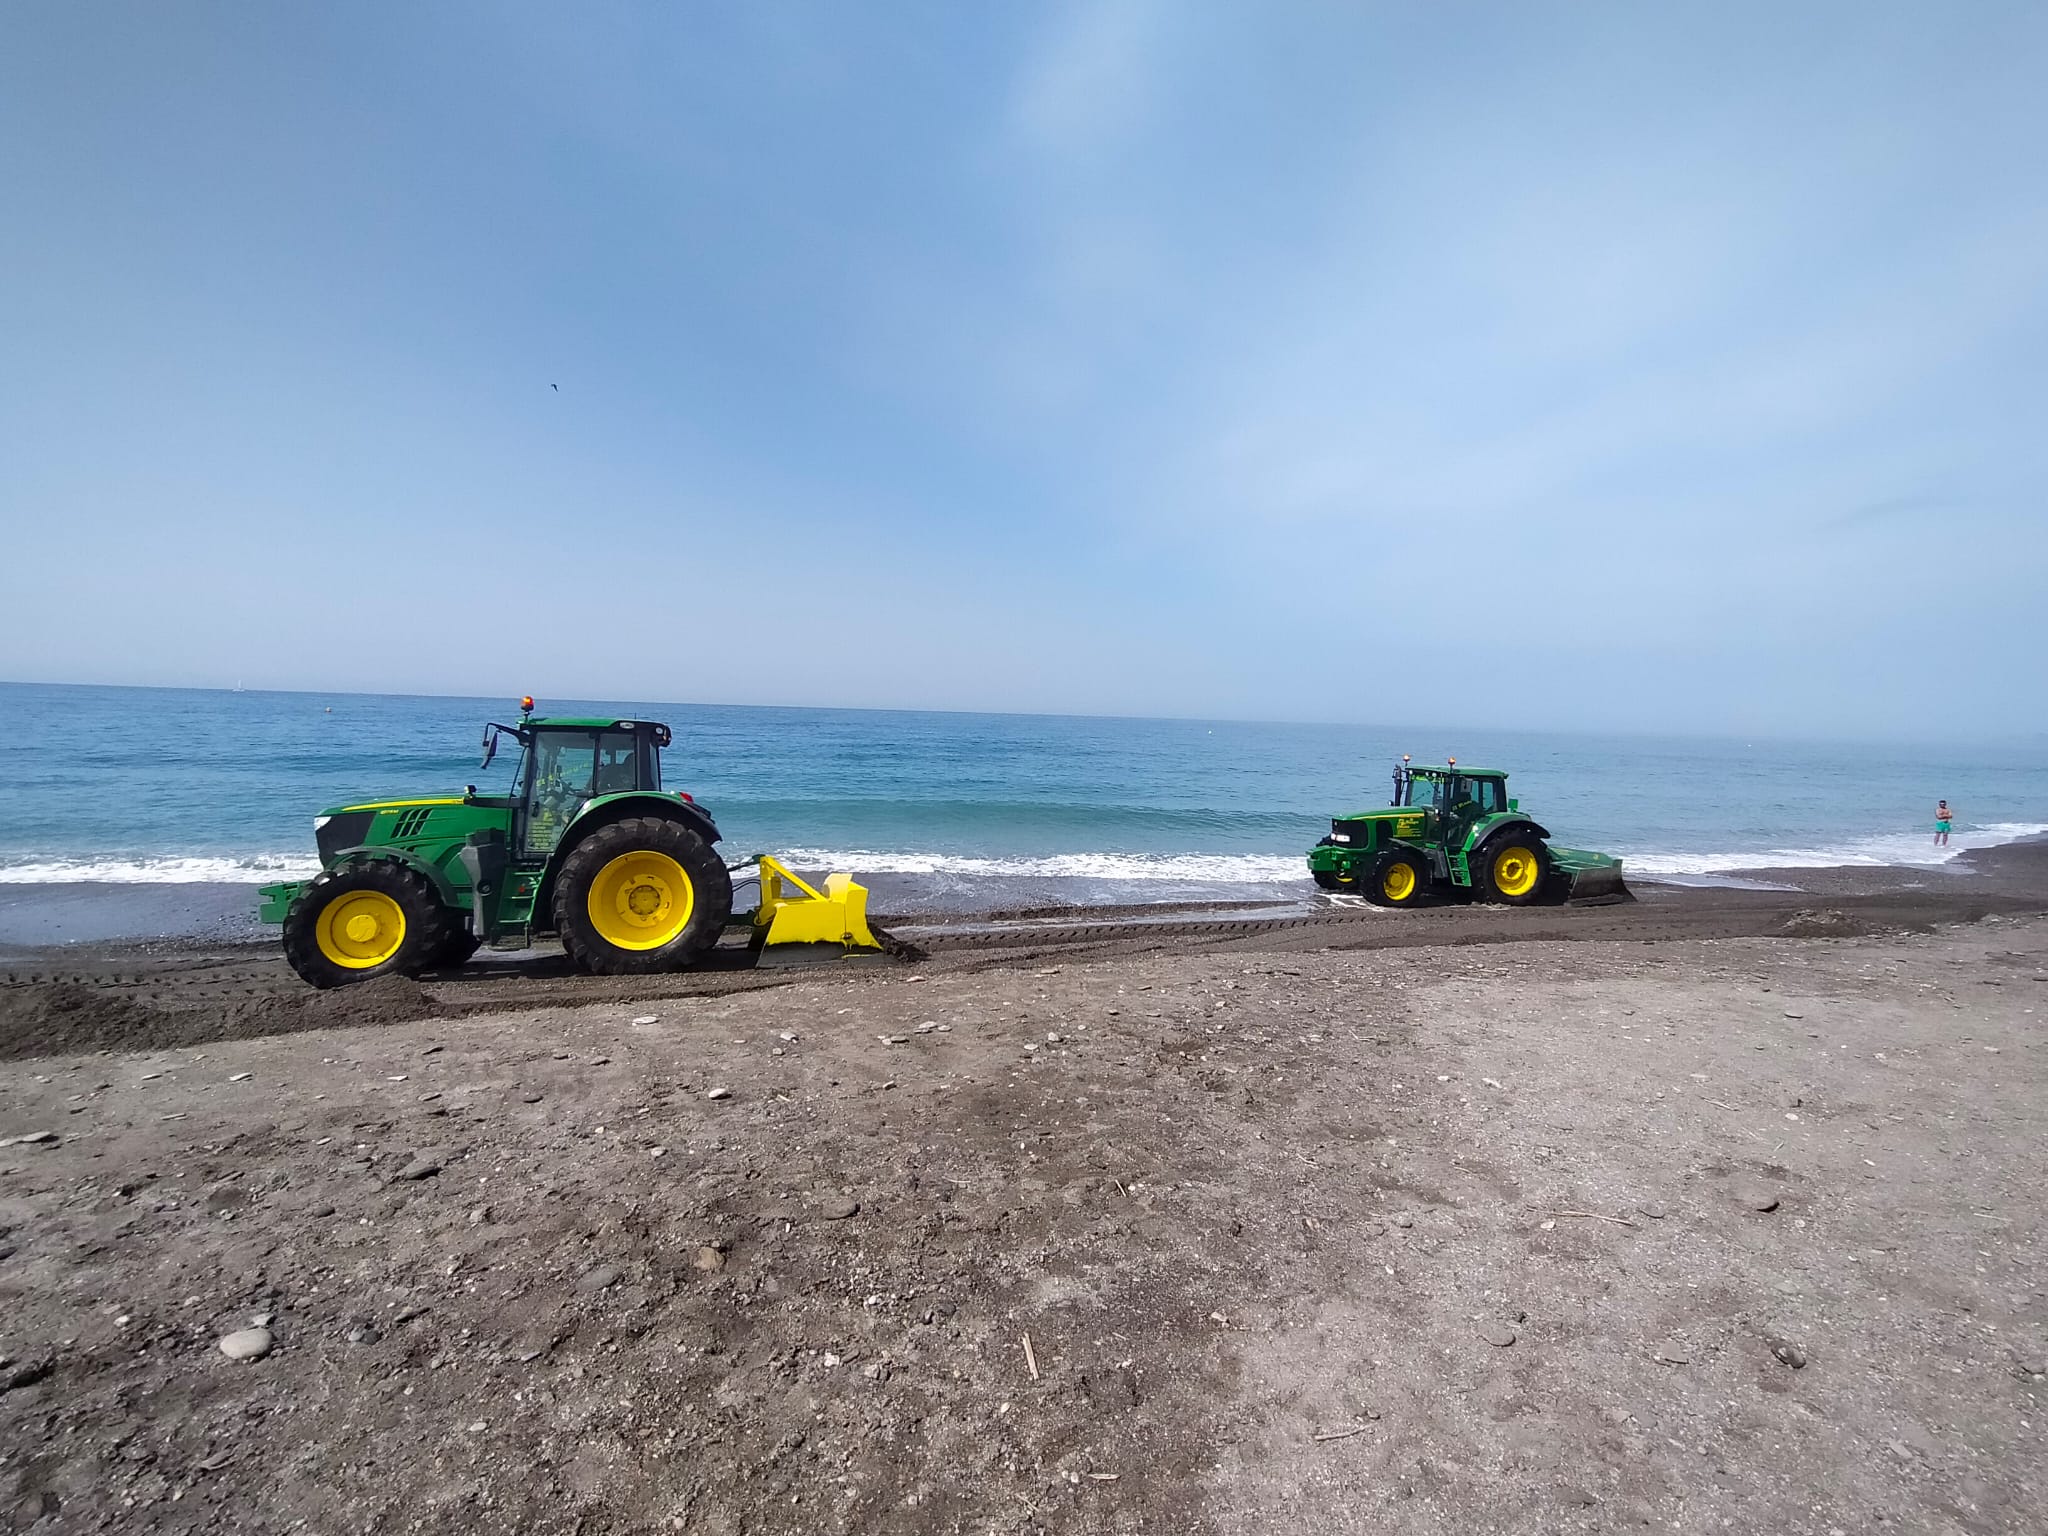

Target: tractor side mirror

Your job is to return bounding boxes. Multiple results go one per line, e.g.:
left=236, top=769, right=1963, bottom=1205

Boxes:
left=479, top=727, right=499, bottom=772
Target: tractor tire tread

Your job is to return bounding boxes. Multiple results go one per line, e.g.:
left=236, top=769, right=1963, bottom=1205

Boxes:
left=1363, top=849, right=1429, bottom=908
left=1474, top=832, right=1552, bottom=906
left=554, top=816, right=734, bottom=976
left=281, top=860, right=454, bottom=990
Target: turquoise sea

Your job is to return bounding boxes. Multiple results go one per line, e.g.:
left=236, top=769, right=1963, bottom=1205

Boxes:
left=0, top=682, right=2043, bottom=910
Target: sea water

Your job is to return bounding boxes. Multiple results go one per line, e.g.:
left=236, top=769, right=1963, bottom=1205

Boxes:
left=0, top=682, right=2041, bottom=909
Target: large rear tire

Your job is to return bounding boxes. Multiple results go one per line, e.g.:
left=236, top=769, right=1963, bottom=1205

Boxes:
left=1476, top=834, right=1550, bottom=906
left=1363, top=849, right=1428, bottom=907
left=553, top=816, right=733, bottom=975
left=282, top=862, right=452, bottom=989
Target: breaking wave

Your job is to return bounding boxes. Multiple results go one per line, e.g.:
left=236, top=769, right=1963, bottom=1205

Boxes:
left=1615, top=822, right=2048, bottom=876
left=0, top=854, right=323, bottom=884
left=774, top=850, right=1312, bottom=883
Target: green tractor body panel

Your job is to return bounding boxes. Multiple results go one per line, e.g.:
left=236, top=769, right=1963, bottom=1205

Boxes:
left=257, top=716, right=719, bottom=948
left=1307, top=765, right=1629, bottom=905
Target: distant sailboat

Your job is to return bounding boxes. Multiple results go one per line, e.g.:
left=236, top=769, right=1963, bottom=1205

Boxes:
left=232, top=680, right=246, bottom=693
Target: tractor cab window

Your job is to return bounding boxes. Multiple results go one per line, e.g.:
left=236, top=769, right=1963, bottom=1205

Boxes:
left=522, top=730, right=647, bottom=855
left=1472, top=779, right=1505, bottom=814
left=1407, top=775, right=1445, bottom=810
left=593, top=731, right=642, bottom=794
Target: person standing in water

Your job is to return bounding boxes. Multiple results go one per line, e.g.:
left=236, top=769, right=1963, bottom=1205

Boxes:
left=1934, top=800, right=1953, bottom=847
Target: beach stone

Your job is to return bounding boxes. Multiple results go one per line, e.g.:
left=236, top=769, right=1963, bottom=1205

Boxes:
left=576, top=1264, right=622, bottom=1294
left=1653, top=1344, right=1691, bottom=1365
left=394, top=1156, right=442, bottom=1182
left=1736, top=1184, right=1781, bottom=1213
left=1393, top=1213, right=1414, bottom=1229
left=706, top=1087, right=732, bottom=1101
left=347, top=1325, right=381, bottom=1345
left=1480, top=1325, right=1516, bottom=1348
left=217, top=1327, right=274, bottom=1362
left=1772, top=1341, right=1808, bottom=1369
left=819, top=1197, right=860, bottom=1220
left=692, top=1246, right=725, bottom=1272
left=520, top=1091, right=543, bottom=1104
left=1636, top=1203, right=1668, bottom=1220
left=6, top=1131, right=58, bottom=1147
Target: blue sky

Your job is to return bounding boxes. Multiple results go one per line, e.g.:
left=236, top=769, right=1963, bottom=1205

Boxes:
left=3, top=3, right=2044, bottom=739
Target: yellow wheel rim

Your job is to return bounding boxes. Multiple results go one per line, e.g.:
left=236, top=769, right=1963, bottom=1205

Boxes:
left=315, top=890, right=408, bottom=969
left=587, top=849, right=695, bottom=950
left=1382, top=861, right=1417, bottom=902
left=1493, top=846, right=1540, bottom=897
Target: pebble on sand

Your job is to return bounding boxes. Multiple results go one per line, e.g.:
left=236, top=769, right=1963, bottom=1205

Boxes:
left=819, top=1197, right=860, bottom=1220
left=706, top=1087, right=733, bottom=1101
left=1772, top=1341, right=1809, bottom=1369
left=1480, top=1325, right=1517, bottom=1348
left=576, top=1264, right=623, bottom=1293
left=218, top=1327, right=274, bottom=1362
left=395, top=1157, right=443, bottom=1181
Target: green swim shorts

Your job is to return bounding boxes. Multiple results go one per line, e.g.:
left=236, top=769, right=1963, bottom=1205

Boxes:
left=1935, top=820, right=1952, bottom=833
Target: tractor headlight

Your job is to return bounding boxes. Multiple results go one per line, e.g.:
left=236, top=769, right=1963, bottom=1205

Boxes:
left=1330, top=834, right=1351, bottom=843
left=314, top=816, right=331, bottom=831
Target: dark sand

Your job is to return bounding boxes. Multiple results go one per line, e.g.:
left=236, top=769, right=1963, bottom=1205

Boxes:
left=2, top=840, right=2044, bottom=1533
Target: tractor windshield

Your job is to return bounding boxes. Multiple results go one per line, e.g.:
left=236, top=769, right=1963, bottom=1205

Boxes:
left=1407, top=775, right=1446, bottom=810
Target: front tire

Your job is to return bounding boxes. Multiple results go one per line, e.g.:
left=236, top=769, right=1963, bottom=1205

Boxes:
left=553, top=817, right=733, bottom=975
left=282, top=862, right=450, bottom=989
left=1476, top=835, right=1550, bottom=906
left=1363, top=849, right=1428, bottom=907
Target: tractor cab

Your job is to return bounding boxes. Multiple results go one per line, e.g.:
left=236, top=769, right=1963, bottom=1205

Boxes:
left=1394, top=765, right=1513, bottom=844
left=479, top=715, right=675, bottom=858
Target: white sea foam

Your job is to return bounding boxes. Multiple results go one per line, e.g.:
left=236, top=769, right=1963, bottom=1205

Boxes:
left=0, top=854, right=323, bottom=885
left=4, top=821, right=2040, bottom=886
left=774, top=849, right=1313, bottom=883
left=1614, top=822, right=2048, bottom=877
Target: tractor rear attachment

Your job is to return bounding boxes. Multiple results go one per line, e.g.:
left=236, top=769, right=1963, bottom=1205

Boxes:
left=744, top=855, right=911, bottom=966
left=1548, top=848, right=1633, bottom=905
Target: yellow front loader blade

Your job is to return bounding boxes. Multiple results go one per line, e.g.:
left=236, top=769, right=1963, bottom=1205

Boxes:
left=753, top=855, right=883, bottom=952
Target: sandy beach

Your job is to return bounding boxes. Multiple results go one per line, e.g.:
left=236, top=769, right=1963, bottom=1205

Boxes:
left=3, top=844, right=2045, bottom=1533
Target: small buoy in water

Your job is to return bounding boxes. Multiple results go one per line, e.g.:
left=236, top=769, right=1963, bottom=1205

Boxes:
left=325, top=706, right=332, bottom=713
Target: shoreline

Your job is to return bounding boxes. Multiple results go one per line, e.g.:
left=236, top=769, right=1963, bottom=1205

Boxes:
left=3, top=836, right=2041, bottom=958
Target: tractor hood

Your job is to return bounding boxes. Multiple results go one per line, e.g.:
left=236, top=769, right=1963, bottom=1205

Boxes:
left=312, top=797, right=468, bottom=865
left=1326, top=806, right=1431, bottom=842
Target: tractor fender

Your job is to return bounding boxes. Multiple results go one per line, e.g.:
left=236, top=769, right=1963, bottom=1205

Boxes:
left=327, top=844, right=467, bottom=910
left=1459, top=815, right=1550, bottom=854
left=535, top=793, right=724, bottom=924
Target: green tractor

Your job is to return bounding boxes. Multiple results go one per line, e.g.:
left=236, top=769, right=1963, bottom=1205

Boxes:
left=259, top=701, right=879, bottom=988
left=1306, top=760, right=1628, bottom=908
